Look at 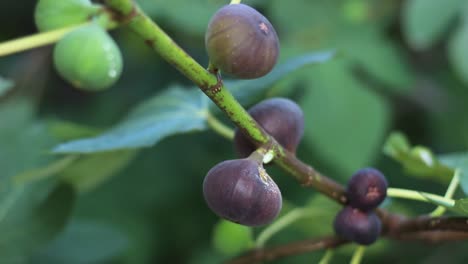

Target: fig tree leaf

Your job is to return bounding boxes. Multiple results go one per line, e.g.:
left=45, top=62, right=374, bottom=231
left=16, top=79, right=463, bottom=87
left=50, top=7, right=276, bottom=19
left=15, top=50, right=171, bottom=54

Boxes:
left=212, top=220, right=253, bottom=257
left=136, top=0, right=223, bottom=35
left=61, top=150, right=138, bottom=192
left=301, top=60, right=390, bottom=175
left=439, top=152, right=468, bottom=195
left=226, top=50, right=335, bottom=106
left=422, top=194, right=468, bottom=216
left=53, top=86, right=209, bottom=153
left=384, top=131, right=454, bottom=182
left=402, top=0, right=464, bottom=49
left=0, top=101, right=58, bottom=181
left=32, top=220, right=128, bottom=264
left=449, top=21, right=468, bottom=85
left=0, top=183, right=75, bottom=262
left=0, top=76, right=13, bottom=96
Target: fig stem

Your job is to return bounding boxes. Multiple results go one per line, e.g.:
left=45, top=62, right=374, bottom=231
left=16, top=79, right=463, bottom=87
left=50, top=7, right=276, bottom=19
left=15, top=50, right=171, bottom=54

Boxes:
left=430, top=169, right=460, bottom=217
left=318, top=249, right=334, bottom=264
left=205, top=111, right=235, bottom=140
left=0, top=8, right=119, bottom=57
left=387, top=187, right=455, bottom=208
left=248, top=148, right=267, bottom=164
left=0, top=23, right=87, bottom=57
left=350, top=246, right=366, bottom=264
left=230, top=0, right=242, bottom=4
left=255, top=208, right=308, bottom=248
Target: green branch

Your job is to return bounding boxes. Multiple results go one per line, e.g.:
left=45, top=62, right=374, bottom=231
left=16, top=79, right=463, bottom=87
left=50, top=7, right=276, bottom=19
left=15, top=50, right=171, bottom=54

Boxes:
left=0, top=23, right=88, bottom=57
left=387, top=187, right=455, bottom=208
left=103, top=0, right=347, bottom=203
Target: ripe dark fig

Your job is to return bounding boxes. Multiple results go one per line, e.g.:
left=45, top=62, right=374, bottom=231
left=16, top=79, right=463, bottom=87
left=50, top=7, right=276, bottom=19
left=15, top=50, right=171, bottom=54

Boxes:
left=333, top=206, right=382, bottom=245
left=205, top=3, right=279, bottom=79
left=234, top=98, right=304, bottom=157
left=347, top=168, right=388, bottom=211
left=203, top=157, right=282, bottom=226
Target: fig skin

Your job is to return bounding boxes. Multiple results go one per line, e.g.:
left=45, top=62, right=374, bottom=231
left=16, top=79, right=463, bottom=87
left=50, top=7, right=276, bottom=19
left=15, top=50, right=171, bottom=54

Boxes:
left=203, top=158, right=282, bottom=226
left=35, top=0, right=100, bottom=32
left=234, top=98, right=304, bottom=157
left=205, top=3, right=279, bottom=79
left=53, top=24, right=123, bottom=91
left=333, top=206, right=382, bottom=245
left=347, top=168, right=388, bottom=211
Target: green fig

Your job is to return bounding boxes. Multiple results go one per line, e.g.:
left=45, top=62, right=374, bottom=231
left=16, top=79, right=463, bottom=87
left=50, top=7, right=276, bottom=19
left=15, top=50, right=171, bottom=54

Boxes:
left=35, top=0, right=100, bottom=32
left=53, top=24, right=123, bottom=91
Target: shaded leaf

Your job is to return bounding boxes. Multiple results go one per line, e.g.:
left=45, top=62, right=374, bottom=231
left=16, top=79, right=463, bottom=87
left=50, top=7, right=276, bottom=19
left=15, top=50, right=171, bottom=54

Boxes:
left=301, top=60, right=390, bottom=175
left=226, top=51, right=336, bottom=106
left=0, top=76, right=13, bottom=96
left=422, top=194, right=468, bottom=216
left=212, top=220, right=253, bottom=257
left=0, top=183, right=75, bottom=262
left=13, top=155, right=79, bottom=184
left=383, top=131, right=454, bottom=182
left=453, top=198, right=468, bottom=215
left=137, top=0, right=222, bottom=35
left=33, top=220, right=128, bottom=264
left=61, top=150, right=138, bottom=192
left=439, top=152, right=468, bottom=195
left=403, top=0, right=464, bottom=49
left=47, top=120, right=102, bottom=141
left=53, top=86, right=208, bottom=153
left=449, top=21, right=468, bottom=85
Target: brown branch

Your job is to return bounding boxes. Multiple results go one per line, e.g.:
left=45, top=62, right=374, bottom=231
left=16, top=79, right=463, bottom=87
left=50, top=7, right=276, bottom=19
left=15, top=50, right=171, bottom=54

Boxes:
left=395, top=230, right=468, bottom=243
left=391, top=216, right=468, bottom=234
left=226, top=236, right=347, bottom=264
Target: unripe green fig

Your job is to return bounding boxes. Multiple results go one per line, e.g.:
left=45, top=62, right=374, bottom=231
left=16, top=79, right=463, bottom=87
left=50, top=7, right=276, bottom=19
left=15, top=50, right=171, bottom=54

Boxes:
left=205, top=4, right=279, bottom=79
left=53, top=24, right=123, bottom=91
left=35, top=0, right=100, bottom=32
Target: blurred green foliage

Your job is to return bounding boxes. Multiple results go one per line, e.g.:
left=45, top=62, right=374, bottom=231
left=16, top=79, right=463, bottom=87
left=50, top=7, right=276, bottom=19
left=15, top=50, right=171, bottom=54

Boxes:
left=1, top=0, right=468, bottom=263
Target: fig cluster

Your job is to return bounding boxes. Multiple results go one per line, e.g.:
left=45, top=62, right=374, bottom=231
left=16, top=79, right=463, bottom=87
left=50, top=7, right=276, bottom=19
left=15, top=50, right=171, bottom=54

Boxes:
left=203, top=97, right=305, bottom=226
left=205, top=3, right=279, bottom=79
left=333, top=168, right=388, bottom=245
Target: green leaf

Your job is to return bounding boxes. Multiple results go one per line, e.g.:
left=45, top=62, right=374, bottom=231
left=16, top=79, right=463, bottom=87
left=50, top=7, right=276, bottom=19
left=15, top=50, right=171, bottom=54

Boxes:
left=212, top=220, right=253, bottom=257
left=383, top=131, right=454, bottom=182
left=403, top=0, right=464, bottom=49
left=439, top=152, right=468, bottom=195
left=47, top=120, right=101, bottom=141
left=53, top=86, right=209, bottom=153
left=33, top=220, right=128, bottom=264
left=226, top=51, right=336, bottom=106
left=0, top=76, right=13, bottom=96
left=422, top=194, right=468, bottom=216
left=137, top=0, right=223, bottom=35
left=61, top=150, right=138, bottom=192
left=449, top=21, right=468, bottom=85
left=301, top=60, right=390, bottom=175
left=453, top=198, right=468, bottom=215
left=13, top=155, right=79, bottom=184
left=0, top=101, right=58, bottom=181
left=0, top=183, right=75, bottom=262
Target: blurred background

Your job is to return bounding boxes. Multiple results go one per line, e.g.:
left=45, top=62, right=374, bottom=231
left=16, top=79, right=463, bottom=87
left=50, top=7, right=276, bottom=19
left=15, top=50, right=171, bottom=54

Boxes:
left=1, top=0, right=468, bottom=263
